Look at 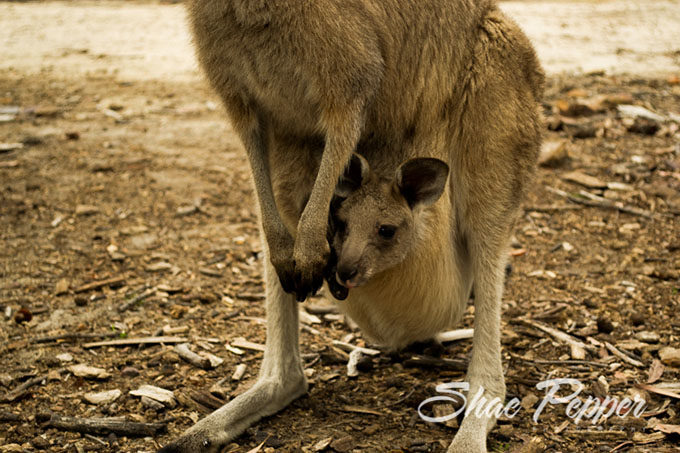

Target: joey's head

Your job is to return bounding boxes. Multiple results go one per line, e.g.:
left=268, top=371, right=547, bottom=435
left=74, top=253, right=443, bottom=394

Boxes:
left=330, top=153, right=449, bottom=290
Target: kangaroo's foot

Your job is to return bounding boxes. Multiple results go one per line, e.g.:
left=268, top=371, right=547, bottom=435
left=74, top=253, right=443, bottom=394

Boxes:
left=158, top=373, right=307, bottom=453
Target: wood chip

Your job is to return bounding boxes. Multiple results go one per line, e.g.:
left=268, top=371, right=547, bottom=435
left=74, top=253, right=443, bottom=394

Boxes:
left=299, top=308, right=321, bottom=325
left=331, top=340, right=381, bottom=356
left=83, top=389, right=122, bottom=405
left=67, top=364, right=111, bottom=380
left=162, top=325, right=189, bottom=335
left=54, top=278, right=70, bottom=295
left=538, top=140, right=569, bottom=167
left=199, top=266, right=222, bottom=277
left=659, top=346, right=680, bottom=367
left=232, top=363, right=247, bottom=381
left=146, top=261, right=172, bottom=272
left=305, top=304, right=338, bottom=315
left=435, top=328, right=474, bottom=343
left=203, top=352, right=224, bottom=368
left=75, top=204, right=100, bottom=216
left=346, top=349, right=362, bottom=377
left=0, top=142, right=23, bottom=153
left=130, top=385, right=176, bottom=408
left=225, top=344, right=245, bottom=355
left=562, top=171, right=607, bottom=189
left=175, top=343, right=212, bottom=370
left=231, top=337, right=265, bottom=352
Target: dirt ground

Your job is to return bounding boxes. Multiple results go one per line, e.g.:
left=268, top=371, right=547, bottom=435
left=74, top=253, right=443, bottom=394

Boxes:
left=1, top=1, right=680, bottom=453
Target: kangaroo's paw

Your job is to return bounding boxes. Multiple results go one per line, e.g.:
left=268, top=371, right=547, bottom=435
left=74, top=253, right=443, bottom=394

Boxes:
left=158, top=375, right=307, bottom=453
left=292, top=231, right=329, bottom=302
left=268, top=229, right=297, bottom=296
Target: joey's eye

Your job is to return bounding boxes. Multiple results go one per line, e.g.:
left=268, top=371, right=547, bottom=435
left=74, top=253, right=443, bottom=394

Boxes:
left=378, top=225, right=396, bottom=239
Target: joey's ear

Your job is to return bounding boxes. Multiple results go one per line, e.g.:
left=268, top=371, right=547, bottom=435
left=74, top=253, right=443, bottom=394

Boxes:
left=395, top=158, right=449, bottom=208
left=335, top=153, right=370, bottom=198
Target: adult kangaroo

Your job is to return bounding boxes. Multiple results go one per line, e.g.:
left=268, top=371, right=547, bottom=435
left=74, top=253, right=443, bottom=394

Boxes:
left=160, top=0, right=543, bottom=451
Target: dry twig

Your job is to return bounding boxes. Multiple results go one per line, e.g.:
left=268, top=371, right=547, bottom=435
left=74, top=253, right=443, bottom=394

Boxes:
left=519, top=319, right=592, bottom=360
left=546, top=186, right=653, bottom=218
left=175, top=343, right=212, bottom=370
left=40, top=413, right=167, bottom=437
left=73, top=276, right=125, bottom=293
left=604, top=341, right=645, bottom=368
left=83, top=336, right=187, bottom=348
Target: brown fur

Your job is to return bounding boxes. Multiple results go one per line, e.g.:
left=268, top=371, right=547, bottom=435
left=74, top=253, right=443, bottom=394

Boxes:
left=159, top=1, right=543, bottom=452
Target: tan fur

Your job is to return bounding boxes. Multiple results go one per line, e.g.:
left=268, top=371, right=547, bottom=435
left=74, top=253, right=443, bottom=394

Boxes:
left=159, top=1, right=543, bottom=452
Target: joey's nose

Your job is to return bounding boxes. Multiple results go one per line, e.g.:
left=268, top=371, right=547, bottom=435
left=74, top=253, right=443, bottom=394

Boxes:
left=337, top=266, right=358, bottom=284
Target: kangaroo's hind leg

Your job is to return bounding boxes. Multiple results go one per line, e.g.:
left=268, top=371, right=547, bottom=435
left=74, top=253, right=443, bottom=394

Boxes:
left=157, top=239, right=307, bottom=453
left=447, top=15, right=542, bottom=453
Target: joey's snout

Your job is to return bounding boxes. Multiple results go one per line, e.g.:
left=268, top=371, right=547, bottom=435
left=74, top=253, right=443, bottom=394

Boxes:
left=336, top=264, right=359, bottom=288
left=335, top=242, right=368, bottom=289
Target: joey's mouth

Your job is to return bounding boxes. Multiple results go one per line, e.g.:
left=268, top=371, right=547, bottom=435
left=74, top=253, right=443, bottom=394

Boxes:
left=335, top=273, right=366, bottom=289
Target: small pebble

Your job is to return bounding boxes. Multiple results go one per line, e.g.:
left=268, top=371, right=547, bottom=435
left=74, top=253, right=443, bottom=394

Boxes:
left=74, top=296, right=88, bottom=307
left=583, top=299, right=598, bottom=309
left=121, top=366, right=141, bottom=378
left=635, top=331, right=660, bottom=344
left=630, top=312, right=646, bottom=326
left=31, top=437, right=49, bottom=450
left=13, top=307, right=32, bottom=324
left=597, top=316, right=615, bottom=334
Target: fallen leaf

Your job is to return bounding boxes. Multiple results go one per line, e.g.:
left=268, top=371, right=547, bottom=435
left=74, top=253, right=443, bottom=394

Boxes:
left=632, top=432, right=666, bottom=444
left=84, top=389, right=122, bottom=405
left=646, top=360, right=665, bottom=384
left=653, top=424, right=680, bottom=435
left=635, top=383, right=680, bottom=400
left=311, top=437, right=333, bottom=452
